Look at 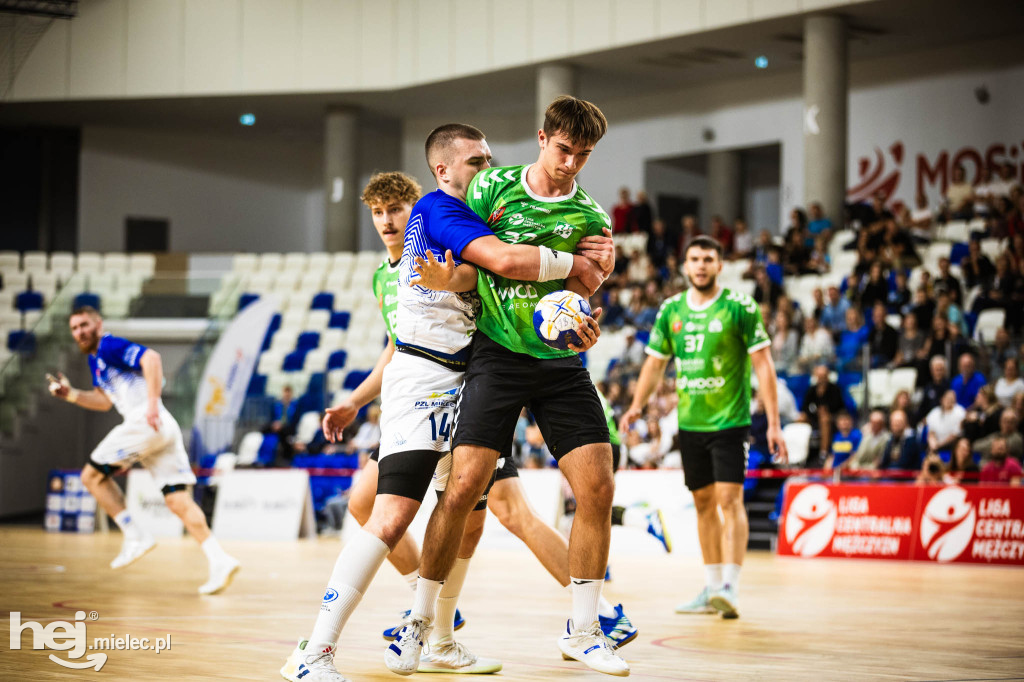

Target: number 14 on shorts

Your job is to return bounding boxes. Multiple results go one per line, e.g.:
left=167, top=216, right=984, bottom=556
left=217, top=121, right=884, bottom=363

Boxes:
left=429, top=411, right=452, bottom=442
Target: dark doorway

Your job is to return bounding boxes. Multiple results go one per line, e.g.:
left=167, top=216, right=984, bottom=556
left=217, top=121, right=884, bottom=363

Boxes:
left=657, top=194, right=700, bottom=246
left=125, top=217, right=169, bottom=253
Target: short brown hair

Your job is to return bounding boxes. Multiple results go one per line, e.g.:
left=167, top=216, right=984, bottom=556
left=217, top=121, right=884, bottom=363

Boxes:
left=69, top=306, right=101, bottom=321
left=543, top=96, right=608, bottom=147
left=361, top=171, right=422, bottom=208
left=425, top=123, right=485, bottom=177
left=684, top=236, right=723, bottom=258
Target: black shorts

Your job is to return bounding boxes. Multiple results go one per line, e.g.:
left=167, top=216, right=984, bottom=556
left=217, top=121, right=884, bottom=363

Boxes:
left=369, top=447, right=379, bottom=463
left=376, top=450, right=441, bottom=501
left=452, top=333, right=610, bottom=461
left=494, top=454, right=518, bottom=482
left=678, top=426, right=750, bottom=491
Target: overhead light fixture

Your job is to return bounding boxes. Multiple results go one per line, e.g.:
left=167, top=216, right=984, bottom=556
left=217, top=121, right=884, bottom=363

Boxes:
left=754, top=56, right=769, bottom=69
left=239, top=113, right=256, bottom=126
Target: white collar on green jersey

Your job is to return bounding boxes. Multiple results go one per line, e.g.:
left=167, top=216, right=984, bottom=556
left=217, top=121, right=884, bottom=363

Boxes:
left=520, top=163, right=579, bottom=203
left=686, top=286, right=723, bottom=311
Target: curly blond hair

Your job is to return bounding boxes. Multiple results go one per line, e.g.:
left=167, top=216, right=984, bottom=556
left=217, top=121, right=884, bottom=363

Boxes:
left=361, top=171, right=422, bottom=208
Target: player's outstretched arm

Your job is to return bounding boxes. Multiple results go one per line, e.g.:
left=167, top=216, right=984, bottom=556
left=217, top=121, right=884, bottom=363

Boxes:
left=460, top=236, right=605, bottom=292
left=411, top=249, right=478, bottom=292
left=620, top=355, right=669, bottom=434
left=323, top=337, right=395, bottom=442
left=47, top=372, right=113, bottom=412
left=751, top=346, right=788, bottom=464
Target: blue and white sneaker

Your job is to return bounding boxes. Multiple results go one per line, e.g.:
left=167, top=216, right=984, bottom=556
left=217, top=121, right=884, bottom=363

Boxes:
left=280, top=639, right=349, bottom=682
left=709, top=584, right=739, bottom=619
left=384, top=615, right=432, bottom=676
left=383, top=608, right=464, bottom=640
left=599, top=604, right=638, bottom=649
left=557, top=619, right=630, bottom=676
left=643, top=507, right=672, bottom=553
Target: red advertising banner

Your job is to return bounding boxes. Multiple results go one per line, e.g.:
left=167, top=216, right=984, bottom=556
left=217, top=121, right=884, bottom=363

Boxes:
left=778, top=482, right=1024, bottom=566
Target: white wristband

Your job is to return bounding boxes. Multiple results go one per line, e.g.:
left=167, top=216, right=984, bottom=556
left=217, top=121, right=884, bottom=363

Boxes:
left=537, top=246, right=574, bottom=282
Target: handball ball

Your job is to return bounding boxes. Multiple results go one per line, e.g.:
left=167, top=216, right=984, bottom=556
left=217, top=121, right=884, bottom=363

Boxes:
left=533, top=290, right=592, bottom=350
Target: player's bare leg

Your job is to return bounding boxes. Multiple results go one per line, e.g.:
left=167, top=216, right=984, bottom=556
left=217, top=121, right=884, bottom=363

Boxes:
left=348, top=459, right=421, bottom=577
left=164, top=489, right=240, bottom=594
left=709, top=482, right=746, bottom=618
left=80, top=464, right=128, bottom=518
left=676, top=483, right=722, bottom=615
left=80, top=464, right=156, bottom=570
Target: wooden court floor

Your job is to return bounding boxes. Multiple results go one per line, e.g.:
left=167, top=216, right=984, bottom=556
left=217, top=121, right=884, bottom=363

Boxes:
left=1, top=526, right=1022, bottom=681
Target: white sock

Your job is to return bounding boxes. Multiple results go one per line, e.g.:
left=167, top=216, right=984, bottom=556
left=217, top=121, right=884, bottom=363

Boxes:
left=200, top=536, right=230, bottom=565
left=401, top=569, right=419, bottom=593
left=565, top=583, right=616, bottom=618
left=621, top=505, right=650, bottom=530
left=308, top=528, right=390, bottom=652
left=570, top=577, right=603, bottom=630
left=704, top=563, right=723, bottom=590
left=411, top=576, right=444, bottom=624
left=113, top=510, right=143, bottom=541
left=723, top=563, right=741, bottom=591
left=431, top=557, right=470, bottom=644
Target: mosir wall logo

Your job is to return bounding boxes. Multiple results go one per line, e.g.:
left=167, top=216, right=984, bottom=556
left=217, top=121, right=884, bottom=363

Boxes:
left=784, top=484, right=836, bottom=557
left=919, top=487, right=976, bottom=563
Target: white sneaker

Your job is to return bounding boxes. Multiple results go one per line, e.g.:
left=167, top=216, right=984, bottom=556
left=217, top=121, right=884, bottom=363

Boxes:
left=418, top=640, right=502, bottom=674
left=384, top=615, right=432, bottom=676
left=280, top=639, right=349, bottom=682
left=110, top=536, right=156, bottom=569
left=557, top=620, right=630, bottom=677
left=674, top=586, right=716, bottom=614
left=198, top=557, right=241, bottom=595
left=709, top=584, right=739, bottom=619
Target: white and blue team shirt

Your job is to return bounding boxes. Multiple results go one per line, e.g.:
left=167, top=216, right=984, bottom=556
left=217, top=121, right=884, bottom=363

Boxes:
left=88, top=334, right=153, bottom=418
left=397, top=189, right=492, bottom=362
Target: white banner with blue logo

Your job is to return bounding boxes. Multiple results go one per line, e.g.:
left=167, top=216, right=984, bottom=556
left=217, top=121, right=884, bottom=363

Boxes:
left=192, top=297, right=278, bottom=457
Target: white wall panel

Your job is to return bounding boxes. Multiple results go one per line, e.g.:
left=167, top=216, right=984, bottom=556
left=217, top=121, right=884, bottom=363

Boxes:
left=655, top=0, right=701, bottom=38
left=612, top=0, right=656, bottom=46
left=183, top=0, right=242, bottom=94
left=488, top=0, right=530, bottom=69
left=452, top=0, right=490, bottom=76
left=300, top=0, right=360, bottom=91
left=69, top=0, right=127, bottom=98
left=126, top=0, right=183, bottom=96
left=752, top=0, right=801, bottom=20
left=703, top=0, right=752, bottom=30
left=394, top=1, right=418, bottom=85
left=572, top=0, right=612, bottom=54
left=530, top=0, right=572, bottom=63
left=10, top=18, right=69, bottom=100
left=359, top=0, right=396, bottom=86
left=414, top=0, right=452, bottom=83
left=241, top=0, right=300, bottom=92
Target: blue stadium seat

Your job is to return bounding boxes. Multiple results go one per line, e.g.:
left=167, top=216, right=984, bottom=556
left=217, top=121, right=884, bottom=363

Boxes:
left=261, top=314, right=282, bottom=351
left=238, top=293, right=260, bottom=311
left=343, top=369, right=371, bottom=390
left=329, top=311, right=350, bottom=329
left=306, top=372, right=326, bottom=397
left=950, top=242, right=970, bottom=265
left=199, top=454, right=219, bottom=469
left=73, top=292, right=101, bottom=311
left=296, top=389, right=324, bottom=415
left=247, top=373, right=267, bottom=396
left=296, top=331, right=320, bottom=350
left=15, top=291, right=43, bottom=312
left=7, top=330, right=35, bottom=353
left=784, top=374, right=811, bottom=411
left=635, top=330, right=650, bottom=345
left=282, top=349, right=308, bottom=371
left=310, top=292, right=334, bottom=311
left=257, top=434, right=279, bottom=466
left=327, top=350, right=347, bottom=370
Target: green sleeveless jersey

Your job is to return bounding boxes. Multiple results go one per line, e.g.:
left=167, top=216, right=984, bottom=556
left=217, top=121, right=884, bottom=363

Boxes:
left=598, top=390, right=621, bottom=446
left=372, top=257, right=399, bottom=340
left=465, top=164, right=610, bottom=359
left=647, top=288, right=770, bottom=431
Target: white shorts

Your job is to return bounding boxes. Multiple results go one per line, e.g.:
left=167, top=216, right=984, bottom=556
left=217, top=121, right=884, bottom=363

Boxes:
left=89, top=407, right=196, bottom=492
left=378, top=351, right=463, bottom=460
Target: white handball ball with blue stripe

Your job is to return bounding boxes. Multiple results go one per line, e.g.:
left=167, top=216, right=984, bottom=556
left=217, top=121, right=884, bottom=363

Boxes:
left=533, top=290, right=592, bottom=350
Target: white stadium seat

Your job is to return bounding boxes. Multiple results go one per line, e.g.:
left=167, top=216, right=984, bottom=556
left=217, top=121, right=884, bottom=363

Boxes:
left=129, top=253, right=157, bottom=276
left=782, top=422, right=813, bottom=467
left=76, top=252, right=102, bottom=273
left=102, top=253, right=129, bottom=273
left=22, top=251, right=48, bottom=271
left=259, top=253, right=283, bottom=272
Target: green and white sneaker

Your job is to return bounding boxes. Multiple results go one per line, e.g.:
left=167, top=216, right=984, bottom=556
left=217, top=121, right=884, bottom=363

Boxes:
left=709, top=584, right=739, bottom=619
left=674, top=586, right=716, bottom=614
left=417, top=640, right=502, bottom=674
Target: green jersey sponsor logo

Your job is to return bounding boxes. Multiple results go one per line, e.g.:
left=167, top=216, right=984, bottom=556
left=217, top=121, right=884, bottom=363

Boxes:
left=372, top=258, right=399, bottom=340
left=466, top=164, right=610, bottom=359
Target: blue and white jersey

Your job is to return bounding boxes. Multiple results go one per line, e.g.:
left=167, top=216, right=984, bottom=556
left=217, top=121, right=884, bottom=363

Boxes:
left=397, top=189, right=492, bottom=359
left=88, top=334, right=153, bottom=418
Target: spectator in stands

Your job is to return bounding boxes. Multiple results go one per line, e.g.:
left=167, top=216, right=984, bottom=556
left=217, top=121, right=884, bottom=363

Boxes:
left=923, top=315, right=951, bottom=366
left=777, top=294, right=804, bottom=332
left=811, top=287, right=826, bottom=321
left=935, top=290, right=968, bottom=337
left=771, top=310, right=799, bottom=376
left=926, top=390, right=966, bottom=456
left=661, top=253, right=686, bottom=290
left=917, top=356, right=950, bottom=422
left=646, top=218, right=672, bottom=268
left=979, top=438, right=1023, bottom=486
left=916, top=453, right=946, bottom=486
left=269, top=385, right=297, bottom=433
left=887, top=271, right=912, bottom=313
left=945, top=164, right=974, bottom=219
left=991, top=328, right=1018, bottom=374
left=909, top=193, right=934, bottom=239
left=612, top=187, right=634, bottom=234
left=732, top=218, right=754, bottom=259
left=868, top=302, right=899, bottom=368
left=752, top=266, right=782, bottom=309
left=750, top=229, right=773, bottom=271
left=797, top=315, right=835, bottom=373
left=952, top=353, right=986, bottom=409
left=910, top=286, right=936, bottom=332
left=708, top=215, right=734, bottom=255
left=960, top=239, right=995, bottom=290
left=800, top=364, right=845, bottom=464
left=963, top=385, right=1003, bottom=443
left=990, top=162, right=1021, bottom=200
left=599, top=288, right=627, bottom=330
left=882, top=219, right=921, bottom=270
left=974, top=254, right=1024, bottom=333
left=785, top=207, right=808, bottom=244
left=975, top=409, right=1023, bottom=463
left=836, top=307, right=869, bottom=371
left=782, top=228, right=812, bottom=276
left=633, top=190, right=653, bottom=235
left=820, top=285, right=851, bottom=338
left=858, top=262, right=890, bottom=311
left=973, top=165, right=996, bottom=216
left=807, top=202, right=833, bottom=238
left=995, top=358, right=1024, bottom=407
left=864, top=191, right=894, bottom=228
left=679, top=214, right=701, bottom=253
left=894, top=313, right=927, bottom=370
left=879, top=409, right=922, bottom=471
left=933, top=257, right=963, bottom=305
left=891, top=389, right=914, bottom=421
left=845, top=409, right=890, bottom=470
left=347, top=405, right=381, bottom=461
left=946, top=437, right=980, bottom=484
left=806, top=235, right=831, bottom=275
left=946, top=318, right=975, bottom=371
left=824, top=410, right=861, bottom=471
